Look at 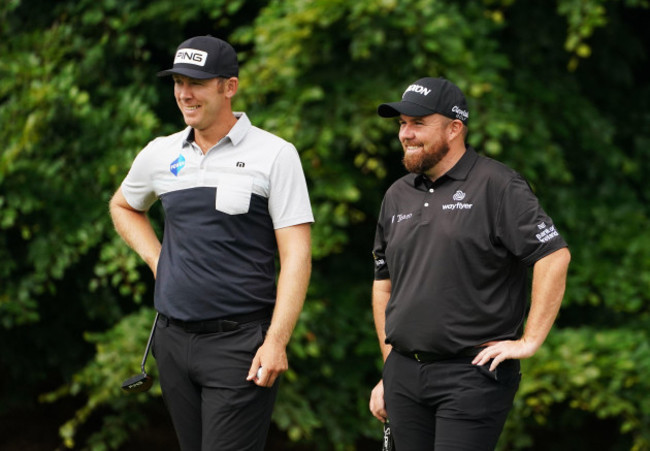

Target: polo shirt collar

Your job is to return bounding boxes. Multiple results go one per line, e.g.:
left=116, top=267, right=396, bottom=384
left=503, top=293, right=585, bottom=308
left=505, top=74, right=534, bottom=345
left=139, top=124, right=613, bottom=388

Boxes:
left=181, top=112, right=252, bottom=150
left=182, top=128, right=194, bottom=149
left=228, top=112, right=251, bottom=147
left=414, top=146, right=478, bottom=187
left=445, top=146, right=478, bottom=181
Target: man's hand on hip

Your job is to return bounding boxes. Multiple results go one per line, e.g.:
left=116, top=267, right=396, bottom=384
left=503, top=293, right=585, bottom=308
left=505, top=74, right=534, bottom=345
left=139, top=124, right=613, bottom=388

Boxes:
left=472, top=339, right=537, bottom=371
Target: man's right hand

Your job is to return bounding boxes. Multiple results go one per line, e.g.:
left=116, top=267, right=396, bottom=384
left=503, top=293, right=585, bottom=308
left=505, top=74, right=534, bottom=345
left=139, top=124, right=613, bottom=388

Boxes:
left=369, top=379, right=387, bottom=422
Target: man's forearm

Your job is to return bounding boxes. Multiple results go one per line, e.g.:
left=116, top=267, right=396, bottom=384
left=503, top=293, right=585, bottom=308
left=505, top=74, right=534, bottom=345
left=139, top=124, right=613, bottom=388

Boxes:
left=109, top=188, right=162, bottom=277
left=472, top=247, right=570, bottom=369
left=522, top=247, right=571, bottom=351
left=372, top=279, right=392, bottom=361
left=267, top=263, right=310, bottom=347
left=267, top=223, right=312, bottom=346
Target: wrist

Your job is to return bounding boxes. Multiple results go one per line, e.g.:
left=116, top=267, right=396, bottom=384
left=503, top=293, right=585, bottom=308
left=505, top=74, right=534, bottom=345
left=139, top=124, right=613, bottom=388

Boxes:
left=265, top=330, right=289, bottom=347
left=518, top=336, right=542, bottom=356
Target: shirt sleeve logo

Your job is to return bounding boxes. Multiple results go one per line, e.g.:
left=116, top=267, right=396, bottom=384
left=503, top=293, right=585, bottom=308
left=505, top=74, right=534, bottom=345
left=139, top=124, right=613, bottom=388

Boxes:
left=536, top=223, right=560, bottom=243
left=170, top=154, right=186, bottom=176
left=372, top=252, right=386, bottom=268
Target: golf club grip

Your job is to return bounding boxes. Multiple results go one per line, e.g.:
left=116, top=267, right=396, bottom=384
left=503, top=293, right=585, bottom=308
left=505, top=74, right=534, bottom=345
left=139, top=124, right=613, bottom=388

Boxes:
left=141, top=312, right=159, bottom=373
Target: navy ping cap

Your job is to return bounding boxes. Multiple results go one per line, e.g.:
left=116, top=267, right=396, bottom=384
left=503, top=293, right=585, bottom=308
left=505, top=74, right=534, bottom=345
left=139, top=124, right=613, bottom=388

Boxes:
left=157, top=35, right=239, bottom=79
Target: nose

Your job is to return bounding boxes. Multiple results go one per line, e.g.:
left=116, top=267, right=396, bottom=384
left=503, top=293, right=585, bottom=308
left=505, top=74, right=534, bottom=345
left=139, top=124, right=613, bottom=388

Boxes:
left=175, top=82, right=192, bottom=100
left=399, top=123, right=415, bottom=141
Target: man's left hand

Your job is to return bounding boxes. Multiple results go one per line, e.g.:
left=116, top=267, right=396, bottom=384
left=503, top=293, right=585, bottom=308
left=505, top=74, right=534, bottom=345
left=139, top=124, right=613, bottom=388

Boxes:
left=246, top=339, right=288, bottom=387
left=472, top=339, right=537, bottom=371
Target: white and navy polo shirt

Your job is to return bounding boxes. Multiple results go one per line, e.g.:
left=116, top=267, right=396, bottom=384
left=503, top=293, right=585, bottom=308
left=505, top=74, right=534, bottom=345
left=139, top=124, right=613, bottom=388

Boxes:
left=121, top=113, right=314, bottom=321
left=372, top=147, right=568, bottom=356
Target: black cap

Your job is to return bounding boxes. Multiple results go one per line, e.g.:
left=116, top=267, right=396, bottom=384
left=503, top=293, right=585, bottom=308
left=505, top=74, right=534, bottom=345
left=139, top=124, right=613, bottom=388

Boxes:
left=378, top=77, right=469, bottom=124
left=157, top=35, right=239, bottom=79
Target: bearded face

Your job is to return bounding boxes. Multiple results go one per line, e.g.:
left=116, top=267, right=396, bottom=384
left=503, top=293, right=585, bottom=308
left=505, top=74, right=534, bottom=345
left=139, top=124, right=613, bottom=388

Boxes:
left=399, top=115, right=451, bottom=174
left=402, top=136, right=450, bottom=174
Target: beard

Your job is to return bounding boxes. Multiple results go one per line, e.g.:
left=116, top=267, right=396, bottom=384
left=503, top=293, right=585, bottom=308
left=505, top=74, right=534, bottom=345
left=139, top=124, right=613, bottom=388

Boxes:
left=402, top=139, right=450, bottom=174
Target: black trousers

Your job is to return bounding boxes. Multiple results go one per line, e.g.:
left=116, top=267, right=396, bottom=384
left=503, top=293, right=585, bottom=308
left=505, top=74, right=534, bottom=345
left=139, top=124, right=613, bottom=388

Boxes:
left=153, top=316, right=278, bottom=451
left=383, top=350, right=520, bottom=451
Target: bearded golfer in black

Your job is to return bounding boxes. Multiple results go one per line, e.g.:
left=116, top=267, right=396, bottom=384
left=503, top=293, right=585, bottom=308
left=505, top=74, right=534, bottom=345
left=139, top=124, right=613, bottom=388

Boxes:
left=369, top=77, right=570, bottom=450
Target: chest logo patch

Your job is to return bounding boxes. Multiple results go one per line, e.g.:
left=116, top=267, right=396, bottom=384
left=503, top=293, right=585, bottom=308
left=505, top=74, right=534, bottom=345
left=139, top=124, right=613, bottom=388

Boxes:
left=442, top=190, right=473, bottom=211
left=392, top=213, right=413, bottom=223
left=170, top=154, right=186, bottom=176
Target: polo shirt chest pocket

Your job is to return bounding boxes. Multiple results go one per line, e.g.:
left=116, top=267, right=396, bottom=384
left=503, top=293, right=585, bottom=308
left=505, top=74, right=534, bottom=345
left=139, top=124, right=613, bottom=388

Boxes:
left=215, top=174, right=253, bottom=215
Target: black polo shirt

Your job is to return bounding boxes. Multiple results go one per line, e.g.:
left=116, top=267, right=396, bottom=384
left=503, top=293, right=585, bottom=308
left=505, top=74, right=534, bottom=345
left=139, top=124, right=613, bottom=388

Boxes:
left=372, top=147, right=567, bottom=356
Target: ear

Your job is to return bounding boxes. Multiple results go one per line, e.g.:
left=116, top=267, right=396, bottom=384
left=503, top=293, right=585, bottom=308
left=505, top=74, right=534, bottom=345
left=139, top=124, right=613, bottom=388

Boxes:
left=225, top=77, right=239, bottom=99
left=447, top=119, right=464, bottom=142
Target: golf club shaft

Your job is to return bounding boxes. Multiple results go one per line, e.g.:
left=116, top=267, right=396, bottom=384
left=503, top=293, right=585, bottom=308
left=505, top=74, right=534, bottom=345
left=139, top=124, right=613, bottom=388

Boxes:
left=141, top=312, right=159, bottom=374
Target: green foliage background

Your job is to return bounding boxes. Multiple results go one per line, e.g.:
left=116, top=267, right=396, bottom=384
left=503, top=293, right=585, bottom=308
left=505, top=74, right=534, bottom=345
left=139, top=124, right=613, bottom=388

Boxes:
left=1, top=0, right=649, bottom=449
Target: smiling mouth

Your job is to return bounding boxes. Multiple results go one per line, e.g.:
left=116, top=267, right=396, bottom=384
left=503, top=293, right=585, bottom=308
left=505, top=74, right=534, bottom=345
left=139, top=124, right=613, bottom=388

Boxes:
left=184, top=105, right=200, bottom=112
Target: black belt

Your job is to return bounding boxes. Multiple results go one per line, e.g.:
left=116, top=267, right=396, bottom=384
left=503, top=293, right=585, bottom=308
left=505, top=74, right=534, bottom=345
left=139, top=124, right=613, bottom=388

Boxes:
left=159, top=307, right=272, bottom=334
left=392, top=346, right=484, bottom=363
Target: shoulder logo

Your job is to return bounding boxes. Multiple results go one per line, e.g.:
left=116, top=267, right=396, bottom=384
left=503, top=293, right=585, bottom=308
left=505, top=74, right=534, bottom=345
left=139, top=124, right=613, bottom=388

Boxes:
left=536, top=223, right=559, bottom=243
left=170, top=154, right=186, bottom=176
left=372, top=251, right=386, bottom=268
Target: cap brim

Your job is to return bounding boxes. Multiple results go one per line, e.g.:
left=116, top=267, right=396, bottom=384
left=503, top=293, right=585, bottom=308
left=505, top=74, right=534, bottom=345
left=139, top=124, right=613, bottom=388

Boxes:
left=377, top=101, right=435, bottom=118
left=156, top=68, right=220, bottom=79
